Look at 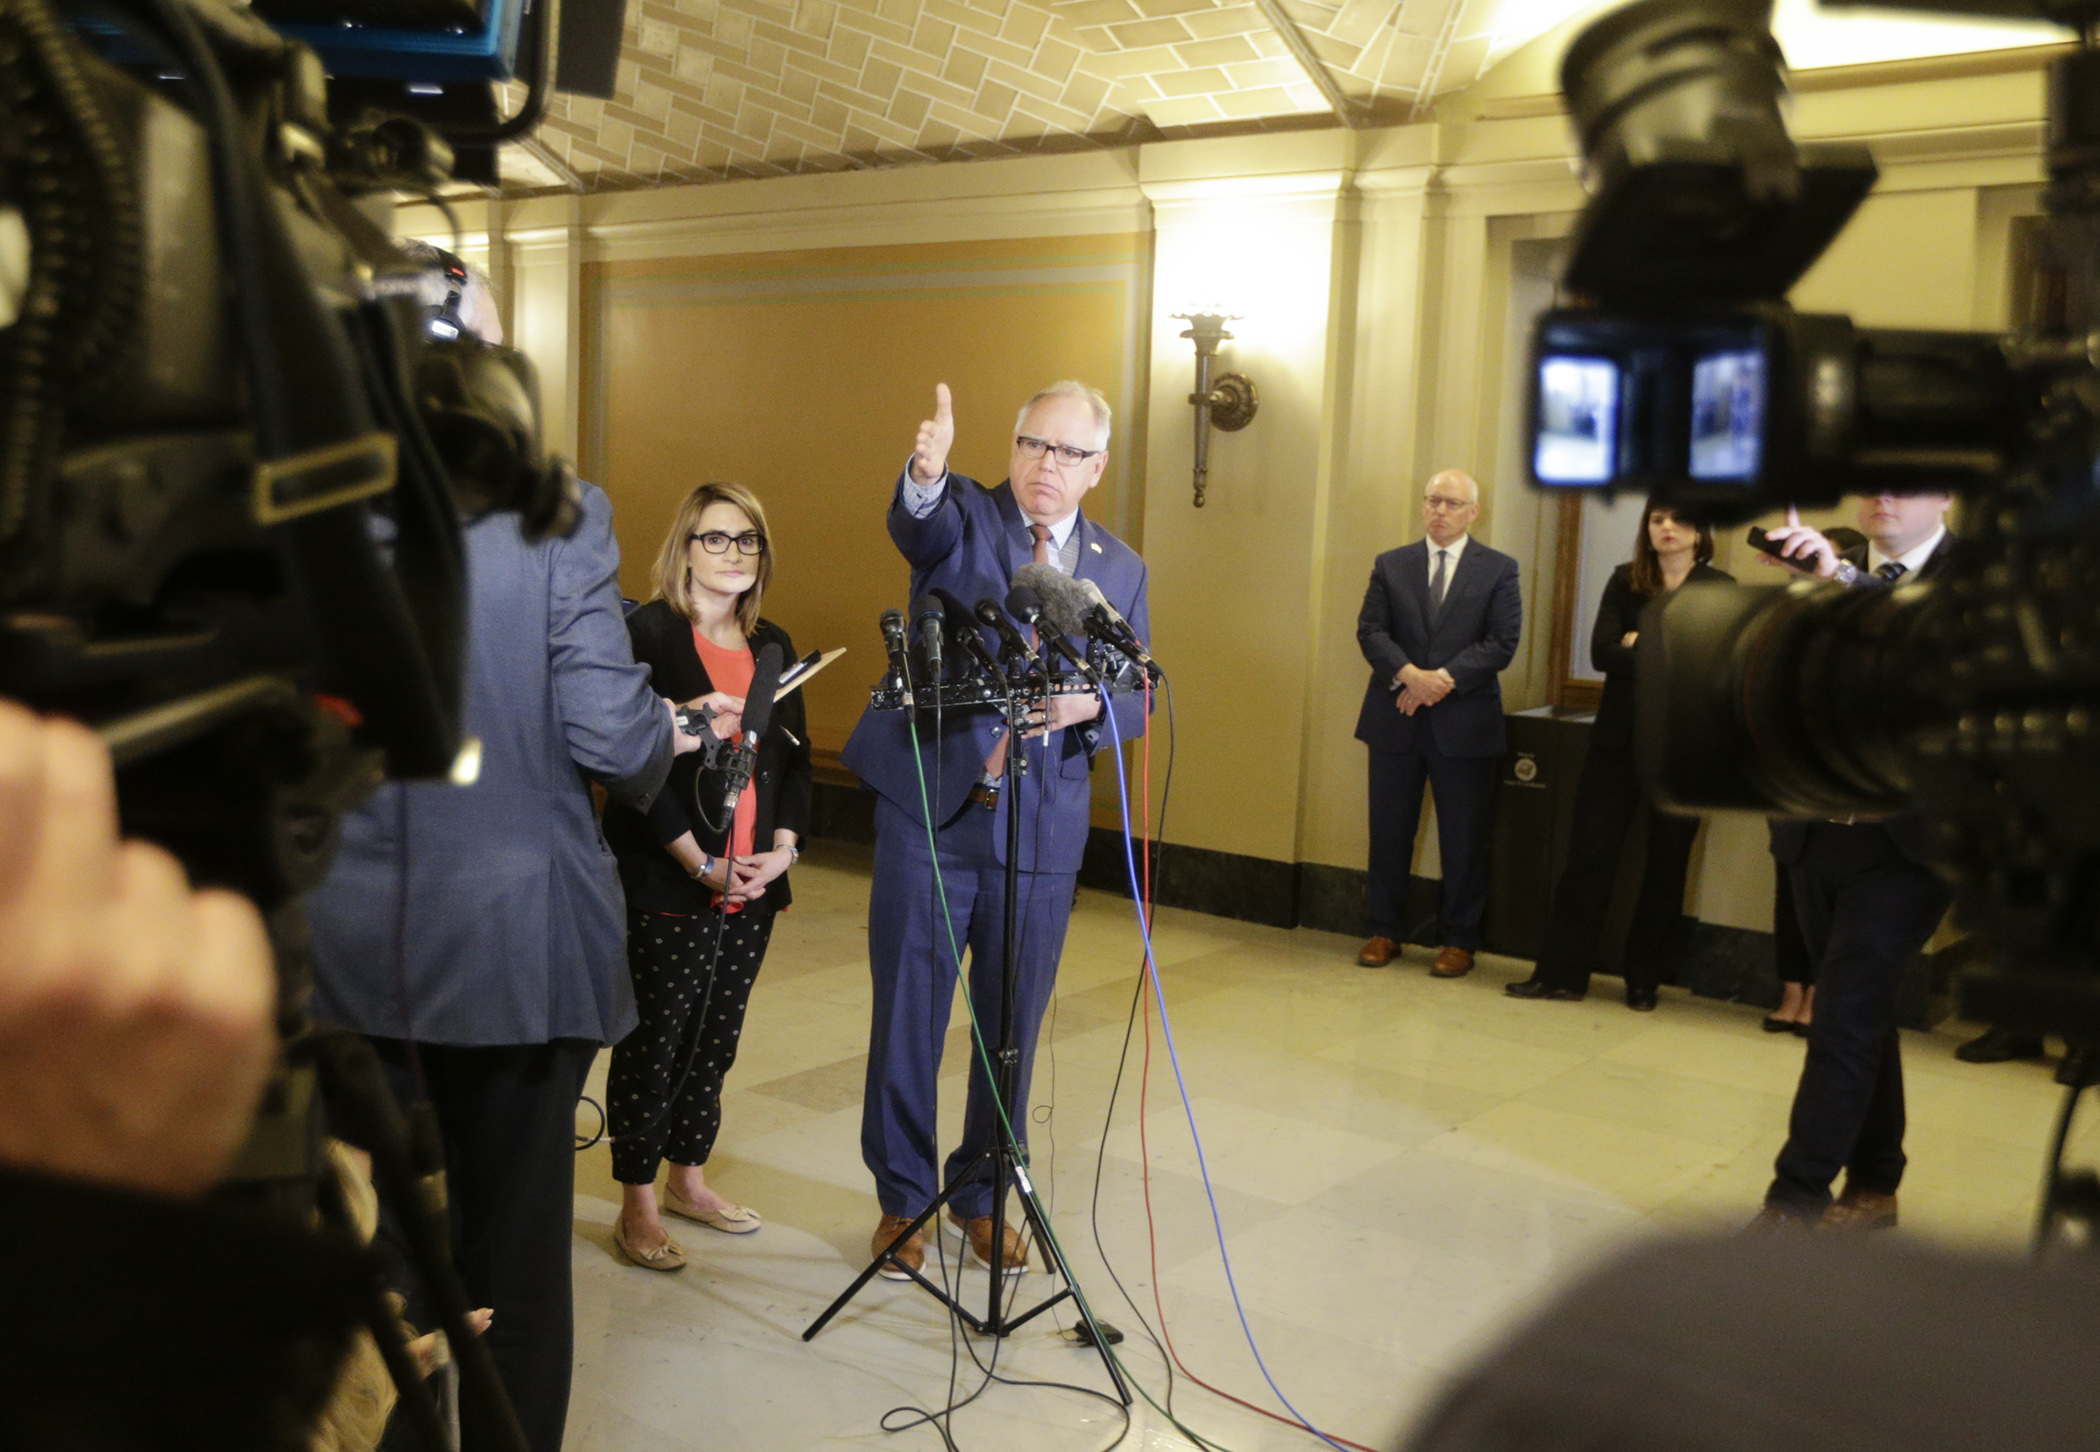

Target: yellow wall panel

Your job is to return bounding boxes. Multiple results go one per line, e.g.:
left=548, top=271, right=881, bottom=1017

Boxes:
left=583, top=235, right=1151, bottom=767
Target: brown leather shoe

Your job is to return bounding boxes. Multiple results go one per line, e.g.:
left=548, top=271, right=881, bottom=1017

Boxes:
left=1430, top=946, right=1475, bottom=978
left=948, top=1210, right=1027, bottom=1275
left=1742, top=1202, right=1816, bottom=1237
left=1356, top=935, right=1396, bottom=967
left=1820, top=1187, right=1898, bottom=1232
left=871, top=1214, right=925, bottom=1280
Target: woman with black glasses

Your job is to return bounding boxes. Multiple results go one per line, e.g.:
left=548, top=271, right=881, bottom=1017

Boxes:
left=602, top=482, right=811, bottom=1270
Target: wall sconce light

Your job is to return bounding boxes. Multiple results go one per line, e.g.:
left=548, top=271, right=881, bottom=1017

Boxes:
left=1172, top=311, right=1258, bottom=507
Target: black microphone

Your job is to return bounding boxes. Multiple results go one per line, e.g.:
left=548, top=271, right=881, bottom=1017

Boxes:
left=932, top=587, right=1000, bottom=679
left=1074, top=577, right=1161, bottom=681
left=910, top=594, right=946, bottom=681
left=720, top=642, right=784, bottom=815
left=879, top=608, right=912, bottom=700
left=973, top=596, right=1041, bottom=669
left=1006, top=582, right=1099, bottom=686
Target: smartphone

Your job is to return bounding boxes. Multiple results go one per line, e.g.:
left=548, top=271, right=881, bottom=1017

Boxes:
left=1745, top=526, right=1791, bottom=561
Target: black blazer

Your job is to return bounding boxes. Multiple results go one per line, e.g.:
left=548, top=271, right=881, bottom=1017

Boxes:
left=1354, top=537, right=1524, bottom=759
left=604, top=602, right=813, bottom=913
left=1769, top=533, right=1955, bottom=868
left=1590, top=561, right=1734, bottom=749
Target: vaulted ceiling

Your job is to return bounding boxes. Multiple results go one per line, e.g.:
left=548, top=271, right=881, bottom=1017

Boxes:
left=502, top=0, right=1570, bottom=191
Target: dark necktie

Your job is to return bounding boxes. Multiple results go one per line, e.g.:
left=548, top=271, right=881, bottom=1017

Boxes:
left=985, top=524, right=1057, bottom=783
left=1429, top=548, right=1450, bottom=616
left=1876, top=560, right=1907, bottom=582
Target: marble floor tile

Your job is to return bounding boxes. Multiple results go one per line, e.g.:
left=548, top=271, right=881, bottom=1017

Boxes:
left=557, top=841, right=2077, bottom=1451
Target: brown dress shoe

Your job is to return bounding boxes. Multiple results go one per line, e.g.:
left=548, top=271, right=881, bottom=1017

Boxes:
left=871, top=1214, right=925, bottom=1280
left=1430, top=946, right=1475, bottom=978
left=1356, top=935, right=1397, bottom=967
left=1742, top=1202, right=1816, bottom=1237
left=948, top=1210, right=1027, bottom=1274
left=1820, top=1187, right=1898, bottom=1231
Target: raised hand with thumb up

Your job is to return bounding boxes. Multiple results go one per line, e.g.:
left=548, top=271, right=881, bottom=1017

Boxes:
left=910, top=382, right=954, bottom=485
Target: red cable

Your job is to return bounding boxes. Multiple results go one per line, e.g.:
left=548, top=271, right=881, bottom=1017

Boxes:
left=1129, top=683, right=1382, bottom=1452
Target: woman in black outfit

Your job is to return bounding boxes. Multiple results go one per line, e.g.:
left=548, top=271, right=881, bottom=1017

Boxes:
left=1507, top=500, right=1731, bottom=1010
left=603, top=481, right=811, bottom=1270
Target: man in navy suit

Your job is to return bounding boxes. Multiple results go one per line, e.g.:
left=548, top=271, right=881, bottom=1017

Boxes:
left=1752, top=491, right=1957, bottom=1233
left=1354, top=470, right=1523, bottom=978
left=842, top=381, right=1148, bottom=1280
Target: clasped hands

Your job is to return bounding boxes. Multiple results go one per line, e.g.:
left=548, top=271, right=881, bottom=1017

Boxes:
left=1395, top=663, right=1456, bottom=717
left=1017, top=691, right=1102, bottom=738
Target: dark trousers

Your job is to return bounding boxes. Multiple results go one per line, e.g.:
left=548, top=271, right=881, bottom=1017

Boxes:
left=862, top=791, right=1075, bottom=1220
left=1364, top=738, right=1498, bottom=949
left=608, top=904, right=774, bottom=1185
left=1773, top=866, right=1814, bottom=988
left=368, top=1036, right=595, bottom=1452
left=1767, top=824, right=1951, bottom=1213
left=1533, top=744, right=1700, bottom=995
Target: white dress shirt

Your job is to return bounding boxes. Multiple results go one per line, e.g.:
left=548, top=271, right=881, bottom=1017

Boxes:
left=1867, top=524, right=1946, bottom=581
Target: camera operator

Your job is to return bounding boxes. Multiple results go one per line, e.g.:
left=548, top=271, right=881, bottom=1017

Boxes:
left=0, top=702, right=370, bottom=1448
left=1750, top=491, right=1956, bottom=1231
left=302, top=257, right=717, bottom=1452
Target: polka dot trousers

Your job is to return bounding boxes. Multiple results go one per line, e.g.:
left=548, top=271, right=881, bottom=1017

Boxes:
left=608, top=904, right=774, bottom=1185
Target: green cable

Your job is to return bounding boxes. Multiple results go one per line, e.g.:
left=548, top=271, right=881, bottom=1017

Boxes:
left=900, top=700, right=1242, bottom=1452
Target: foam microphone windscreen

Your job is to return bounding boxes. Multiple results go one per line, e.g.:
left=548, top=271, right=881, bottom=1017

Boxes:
left=744, top=643, right=785, bottom=739
left=1012, top=562, right=1091, bottom=636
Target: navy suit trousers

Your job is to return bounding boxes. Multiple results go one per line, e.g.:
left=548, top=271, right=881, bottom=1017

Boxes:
left=1768, top=823, right=1951, bottom=1212
left=1365, top=737, right=1498, bottom=949
left=862, top=791, right=1075, bottom=1219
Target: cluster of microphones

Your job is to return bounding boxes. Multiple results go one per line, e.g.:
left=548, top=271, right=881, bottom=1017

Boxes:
left=877, top=562, right=1158, bottom=711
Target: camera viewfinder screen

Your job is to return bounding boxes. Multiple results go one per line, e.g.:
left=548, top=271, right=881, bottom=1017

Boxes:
left=1534, top=357, right=1619, bottom=485
left=1689, top=348, right=1766, bottom=482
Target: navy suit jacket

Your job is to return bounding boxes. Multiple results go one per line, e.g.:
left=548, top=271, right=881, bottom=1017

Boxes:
left=1770, top=533, right=1956, bottom=869
left=307, top=482, right=672, bottom=1047
left=840, top=468, right=1149, bottom=873
left=1354, top=537, right=1524, bottom=759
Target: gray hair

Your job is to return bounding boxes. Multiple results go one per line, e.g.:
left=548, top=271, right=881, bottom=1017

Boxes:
left=1015, top=380, right=1112, bottom=450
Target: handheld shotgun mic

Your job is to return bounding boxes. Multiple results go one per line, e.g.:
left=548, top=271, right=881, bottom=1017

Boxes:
left=720, top=643, right=784, bottom=814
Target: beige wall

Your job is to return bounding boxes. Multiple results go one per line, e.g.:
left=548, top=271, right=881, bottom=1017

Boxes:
left=405, top=44, right=2048, bottom=932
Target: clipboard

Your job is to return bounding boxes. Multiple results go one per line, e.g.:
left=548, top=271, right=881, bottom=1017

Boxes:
left=775, top=647, right=845, bottom=701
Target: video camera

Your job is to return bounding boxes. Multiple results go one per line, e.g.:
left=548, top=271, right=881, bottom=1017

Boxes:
left=0, top=2, right=622, bottom=1446
left=1524, top=0, right=2100, bottom=1222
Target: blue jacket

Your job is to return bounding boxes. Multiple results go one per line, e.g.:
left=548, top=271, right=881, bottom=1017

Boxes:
left=840, top=469, right=1150, bottom=873
left=307, top=482, right=673, bottom=1047
left=1354, top=537, right=1524, bottom=759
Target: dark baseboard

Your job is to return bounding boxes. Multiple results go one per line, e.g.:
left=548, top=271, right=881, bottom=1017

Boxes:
left=807, top=793, right=1954, bottom=1024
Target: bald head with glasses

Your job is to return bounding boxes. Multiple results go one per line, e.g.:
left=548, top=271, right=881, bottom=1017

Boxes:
left=908, top=380, right=1111, bottom=528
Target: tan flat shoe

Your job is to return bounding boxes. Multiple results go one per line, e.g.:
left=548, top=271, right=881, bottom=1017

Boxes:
left=612, top=1218, right=687, bottom=1271
left=664, top=1189, right=762, bottom=1235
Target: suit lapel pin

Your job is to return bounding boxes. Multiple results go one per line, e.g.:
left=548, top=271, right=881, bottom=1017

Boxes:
left=1090, top=541, right=1102, bottom=553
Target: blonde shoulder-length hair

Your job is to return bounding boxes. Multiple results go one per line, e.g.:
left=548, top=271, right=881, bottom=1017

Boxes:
left=650, top=481, right=774, bottom=636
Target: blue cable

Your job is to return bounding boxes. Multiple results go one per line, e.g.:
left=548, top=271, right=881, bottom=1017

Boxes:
left=1096, top=685, right=1353, bottom=1452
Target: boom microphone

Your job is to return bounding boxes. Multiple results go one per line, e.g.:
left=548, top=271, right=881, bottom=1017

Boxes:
left=932, top=587, right=1001, bottom=678
left=1005, top=583, right=1100, bottom=686
left=720, top=643, right=784, bottom=815
left=910, top=594, right=946, bottom=681
left=974, top=597, right=1042, bottom=669
left=1074, top=577, right=1161, bottom=681
left=1011, top=562, right=1093, bottom=637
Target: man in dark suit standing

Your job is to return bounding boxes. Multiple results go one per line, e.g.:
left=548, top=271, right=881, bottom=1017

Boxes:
left=1754, top=490, right=1957, bottom=1231
left=842, top=381, right=1148, bottom=1281
left=1354, top=470, right=1523, bottom=978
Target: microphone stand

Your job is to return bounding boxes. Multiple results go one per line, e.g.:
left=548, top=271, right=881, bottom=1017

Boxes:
left=804, top=630, right=1131, bottom=1407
